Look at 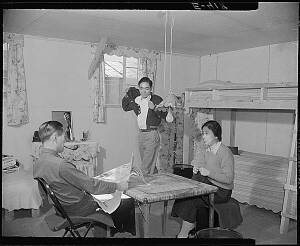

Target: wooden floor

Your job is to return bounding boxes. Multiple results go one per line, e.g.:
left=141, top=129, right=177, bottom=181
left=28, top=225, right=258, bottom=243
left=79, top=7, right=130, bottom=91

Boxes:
left=1, top=200, right=297, bottom=244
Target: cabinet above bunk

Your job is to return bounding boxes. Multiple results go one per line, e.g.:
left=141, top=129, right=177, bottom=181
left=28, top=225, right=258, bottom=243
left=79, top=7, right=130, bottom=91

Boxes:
left=185, top=82, right=298, bottom=110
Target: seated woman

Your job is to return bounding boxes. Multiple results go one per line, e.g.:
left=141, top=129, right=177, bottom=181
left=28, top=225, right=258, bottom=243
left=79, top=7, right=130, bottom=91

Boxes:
left=171, top=120, right=234, bottom=238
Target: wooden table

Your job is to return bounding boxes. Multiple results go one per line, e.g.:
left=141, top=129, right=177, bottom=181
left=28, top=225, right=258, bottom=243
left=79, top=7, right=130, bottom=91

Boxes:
left=125, top=172, right=218, bottom=237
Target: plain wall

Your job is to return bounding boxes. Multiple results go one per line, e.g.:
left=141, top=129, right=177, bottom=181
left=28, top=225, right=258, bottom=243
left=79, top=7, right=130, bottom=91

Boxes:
left=2, top=36, right=297, bottom=172
left=199, top=41, right=298, bottom=158
left=2, top=36, right=201, bottom=172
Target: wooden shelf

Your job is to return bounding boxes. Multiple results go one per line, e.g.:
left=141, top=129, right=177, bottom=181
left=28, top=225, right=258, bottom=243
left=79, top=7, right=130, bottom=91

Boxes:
left=185, top=82, right=298, bottom=110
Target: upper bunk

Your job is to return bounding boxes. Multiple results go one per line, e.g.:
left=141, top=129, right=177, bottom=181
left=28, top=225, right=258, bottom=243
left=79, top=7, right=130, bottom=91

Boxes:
left=184, top=81, right=298, bottom=110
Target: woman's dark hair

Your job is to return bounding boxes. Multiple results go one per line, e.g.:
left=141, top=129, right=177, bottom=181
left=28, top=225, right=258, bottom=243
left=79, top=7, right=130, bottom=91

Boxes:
left=38, top=121, right=64, bottom=143
left=138, top=77, right=153, bottom=88
left=202, top=120, right=222, bottom=141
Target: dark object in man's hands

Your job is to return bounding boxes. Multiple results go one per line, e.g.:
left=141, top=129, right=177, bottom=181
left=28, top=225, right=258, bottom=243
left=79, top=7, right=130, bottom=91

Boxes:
left=127, top=87, right=140, bottom=100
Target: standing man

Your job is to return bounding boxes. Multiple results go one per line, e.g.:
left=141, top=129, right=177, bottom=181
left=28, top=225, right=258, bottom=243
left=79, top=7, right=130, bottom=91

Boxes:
left=122, top=77, right=168, bottom=175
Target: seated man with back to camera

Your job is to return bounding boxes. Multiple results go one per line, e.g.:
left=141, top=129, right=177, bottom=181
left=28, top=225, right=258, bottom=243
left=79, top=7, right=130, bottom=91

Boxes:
left=33, top=121, right=135, bottom=237
left=171, top=120, right=235, bottom=238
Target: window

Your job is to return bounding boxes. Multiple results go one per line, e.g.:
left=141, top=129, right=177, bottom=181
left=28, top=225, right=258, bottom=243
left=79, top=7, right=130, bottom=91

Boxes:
left=103, top=54, right=139, bottom=106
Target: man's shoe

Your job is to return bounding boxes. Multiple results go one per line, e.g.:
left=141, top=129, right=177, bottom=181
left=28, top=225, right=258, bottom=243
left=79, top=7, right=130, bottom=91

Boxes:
left=188, top=228, right=197, bottom=238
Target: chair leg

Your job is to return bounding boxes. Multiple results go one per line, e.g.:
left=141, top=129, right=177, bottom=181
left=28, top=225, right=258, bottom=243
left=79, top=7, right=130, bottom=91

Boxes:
left=83, top=223, right=93, bottom=237
left=65, top=228, right=80, bottom=238
left=62, top=229, right=69, bottom=237
left=73, top=229, right=81, bottom=237
left=107, top=226, right=111, bottom=237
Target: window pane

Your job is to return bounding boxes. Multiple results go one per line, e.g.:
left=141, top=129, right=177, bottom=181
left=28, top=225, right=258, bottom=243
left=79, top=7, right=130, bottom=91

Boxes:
left=126, top=57, right=138, bottom=79
left=126, top=57, right=138, bottom=68
left=125, top=57, right=138, bottom=90
left=104, top=77, right=123, bottom=105
left=104, top=54, right=123, bottom=78
left=126, top=67, right=138, bottom=79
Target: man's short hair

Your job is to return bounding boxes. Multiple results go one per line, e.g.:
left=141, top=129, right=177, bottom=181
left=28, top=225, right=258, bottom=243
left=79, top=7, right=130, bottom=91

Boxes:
left=38, top=121, right=64, bottom=143
left=138, top=77, right=153, bottom=88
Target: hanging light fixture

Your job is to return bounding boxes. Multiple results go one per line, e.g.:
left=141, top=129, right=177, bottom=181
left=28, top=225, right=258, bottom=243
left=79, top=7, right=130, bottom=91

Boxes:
left=159, top=11, right=178, bottom=123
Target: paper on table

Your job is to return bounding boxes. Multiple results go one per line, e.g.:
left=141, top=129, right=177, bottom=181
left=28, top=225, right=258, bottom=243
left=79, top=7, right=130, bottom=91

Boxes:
left=91, top=190, right=131, bottom=214
left=92, top=154, right=134, bottom=214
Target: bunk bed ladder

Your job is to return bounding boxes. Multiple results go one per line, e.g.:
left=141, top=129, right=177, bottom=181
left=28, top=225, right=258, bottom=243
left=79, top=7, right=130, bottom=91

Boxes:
left=280, top=109, right=297, bottom=234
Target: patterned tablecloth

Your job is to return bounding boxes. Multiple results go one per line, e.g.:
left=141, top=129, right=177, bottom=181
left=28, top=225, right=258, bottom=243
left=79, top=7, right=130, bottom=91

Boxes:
left=125, top=172, right=218, bottom=204
left=96, top=168, right=218, bottom=237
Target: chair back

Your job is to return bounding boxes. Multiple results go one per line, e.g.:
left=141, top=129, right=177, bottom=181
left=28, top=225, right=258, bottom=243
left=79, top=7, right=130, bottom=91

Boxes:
left=35, top=177, right=75, bottom=227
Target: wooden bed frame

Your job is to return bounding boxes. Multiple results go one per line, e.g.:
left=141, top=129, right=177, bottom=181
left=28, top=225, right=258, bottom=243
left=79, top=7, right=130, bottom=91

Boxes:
left=183, top=82, right=297, bottom=234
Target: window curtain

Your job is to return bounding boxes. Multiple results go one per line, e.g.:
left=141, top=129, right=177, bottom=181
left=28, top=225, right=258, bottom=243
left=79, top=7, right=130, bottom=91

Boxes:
left=189, top=108, right=214, bottom=162
left=138, top=57, right=157, bottom=90
left=5, top=33, right=29, bottom=126
left=158, top=104, right=184, bottom=173
left=91, top=43, right=159, bottom=123
left=91, top=43, right=105, bottom=123
left=106, top=45, right=159, bottom=90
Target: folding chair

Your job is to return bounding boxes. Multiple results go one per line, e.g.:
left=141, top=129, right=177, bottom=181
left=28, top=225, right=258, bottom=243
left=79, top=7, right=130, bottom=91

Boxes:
left=35, top=177, right=115, bottom=237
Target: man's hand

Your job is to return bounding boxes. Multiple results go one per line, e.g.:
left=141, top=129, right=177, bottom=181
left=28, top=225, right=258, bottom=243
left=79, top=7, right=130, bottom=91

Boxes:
left=116, top=180, right=128, bottom=191
left=148, top=101, right=155, bottom=110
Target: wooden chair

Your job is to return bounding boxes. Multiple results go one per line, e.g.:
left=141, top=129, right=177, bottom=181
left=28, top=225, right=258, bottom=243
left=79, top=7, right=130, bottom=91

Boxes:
left=35, top=177, right=115, bottom=237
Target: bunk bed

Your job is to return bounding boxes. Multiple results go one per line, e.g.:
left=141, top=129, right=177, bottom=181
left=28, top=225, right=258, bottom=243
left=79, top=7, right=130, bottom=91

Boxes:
left=183, top=81, right=297, bottom=234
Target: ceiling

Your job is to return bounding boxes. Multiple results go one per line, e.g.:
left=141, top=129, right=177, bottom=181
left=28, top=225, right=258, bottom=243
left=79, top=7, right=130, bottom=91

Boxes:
left=3, top=3, right=299, bottom=56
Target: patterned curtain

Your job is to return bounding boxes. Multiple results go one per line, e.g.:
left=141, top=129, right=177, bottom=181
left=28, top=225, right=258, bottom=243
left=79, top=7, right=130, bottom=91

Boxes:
left=158, top=107, right=184, bottom=173
left=91, top=42, right=105, bottom=123
left=189, top=108, right=215, bottom=161
left=6, top=33, right=29, bottom=126
left=138, top=57, right=157, bottom=91
left=157, top=94, right=185, bottom=173
left=106, top=45, right=159, bottom=90
left=107, top=45, right=159, bottom=60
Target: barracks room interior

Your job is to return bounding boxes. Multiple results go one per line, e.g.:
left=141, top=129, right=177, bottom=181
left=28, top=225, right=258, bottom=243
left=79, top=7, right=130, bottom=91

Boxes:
left=2, top=3, right=298, bottom=244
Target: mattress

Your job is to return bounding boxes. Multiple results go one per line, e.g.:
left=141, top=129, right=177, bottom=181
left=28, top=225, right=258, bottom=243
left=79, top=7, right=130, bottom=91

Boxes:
left=232, top=151, right=289, bottom=213
left=2, top=169, right=42, bottom=211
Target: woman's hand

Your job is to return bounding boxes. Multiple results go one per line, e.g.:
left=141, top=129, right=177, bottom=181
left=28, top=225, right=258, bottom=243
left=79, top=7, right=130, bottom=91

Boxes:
left=199, top=167, right=210, bottom=176
left=193, top=166, right=199, bottom=174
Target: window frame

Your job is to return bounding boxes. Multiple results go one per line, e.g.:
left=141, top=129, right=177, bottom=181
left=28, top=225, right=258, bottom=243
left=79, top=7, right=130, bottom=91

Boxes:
left=103, top=55, right=139, bottom=108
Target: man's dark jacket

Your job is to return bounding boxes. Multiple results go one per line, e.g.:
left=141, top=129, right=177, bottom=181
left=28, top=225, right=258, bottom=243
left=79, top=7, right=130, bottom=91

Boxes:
left=121, top=87, right=167, bottom=128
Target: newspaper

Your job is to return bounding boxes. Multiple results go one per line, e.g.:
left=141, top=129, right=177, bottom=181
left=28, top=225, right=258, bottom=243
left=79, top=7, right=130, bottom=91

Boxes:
left=92, top=190, right=130, bottom=214
left=92, top=153, right=147, bottom=214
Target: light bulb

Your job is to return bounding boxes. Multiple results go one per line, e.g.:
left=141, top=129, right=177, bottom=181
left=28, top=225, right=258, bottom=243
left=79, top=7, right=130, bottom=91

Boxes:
left=166, top=107, right=174, bottom=123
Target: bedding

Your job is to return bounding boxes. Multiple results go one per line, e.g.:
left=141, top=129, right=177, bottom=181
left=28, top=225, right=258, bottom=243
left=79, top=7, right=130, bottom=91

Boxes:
left=2, top=169, right=42, bottom=211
